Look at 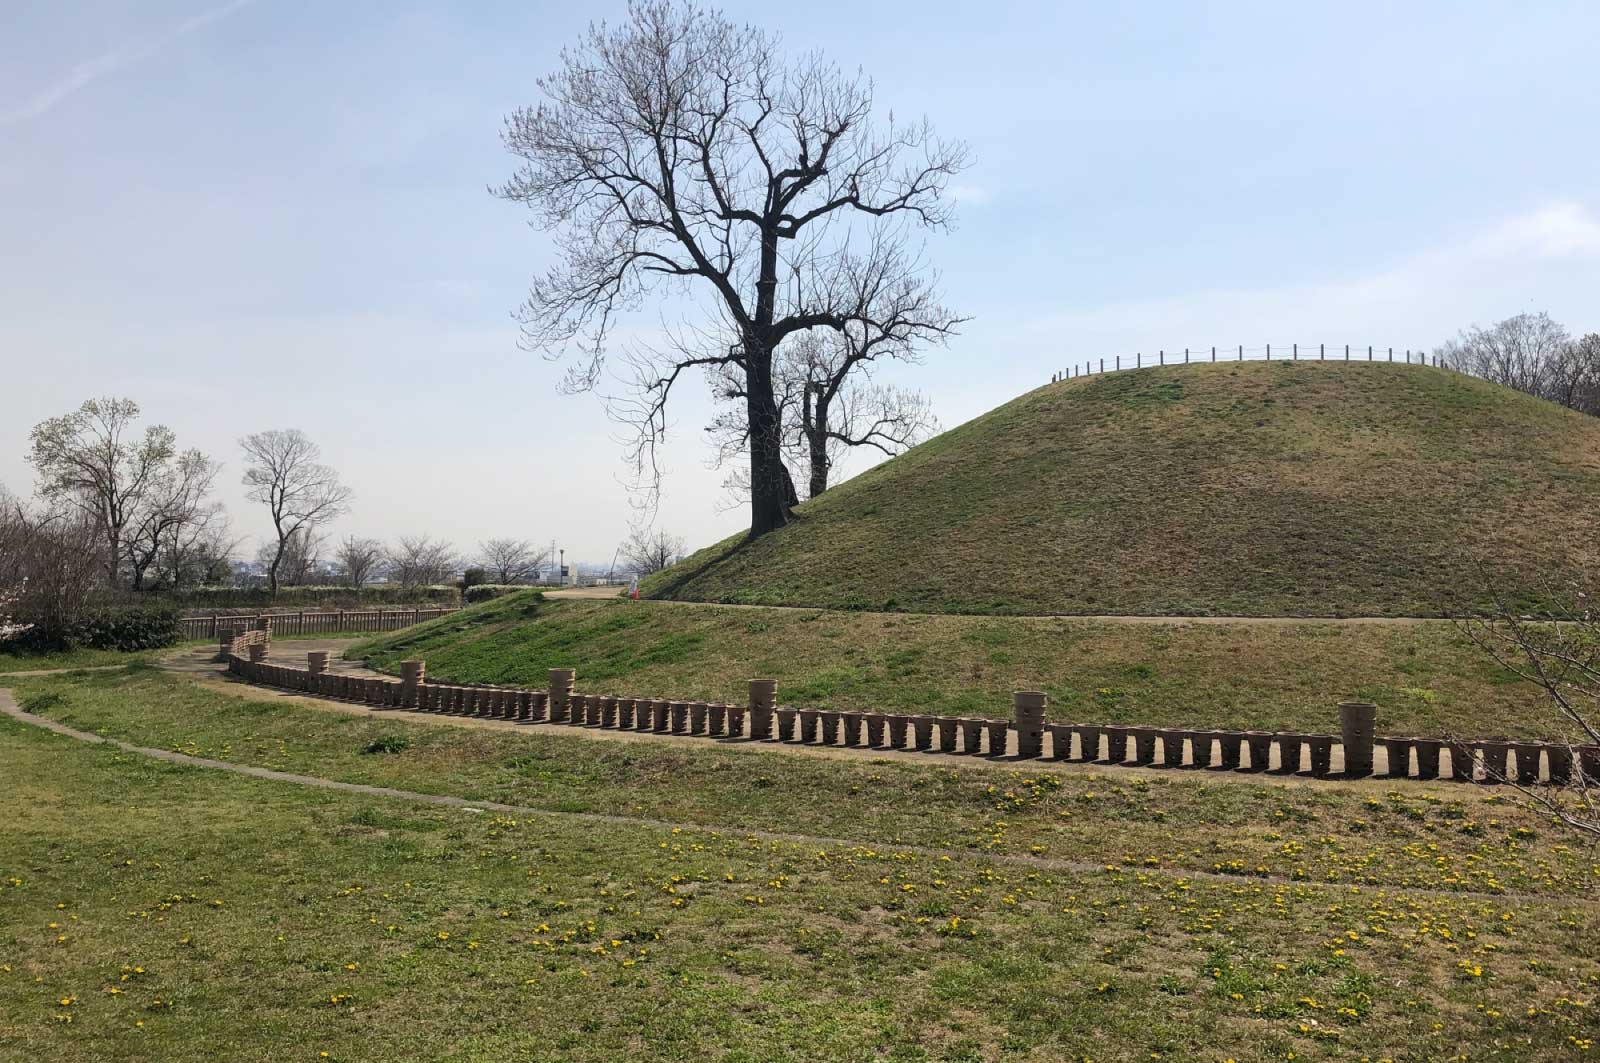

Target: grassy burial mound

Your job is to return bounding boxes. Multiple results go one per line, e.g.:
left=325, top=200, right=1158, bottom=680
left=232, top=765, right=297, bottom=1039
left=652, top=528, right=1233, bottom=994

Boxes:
left=354, top=594, right=1560, bottom=738
left=643, top=362, right=1600, bottom=616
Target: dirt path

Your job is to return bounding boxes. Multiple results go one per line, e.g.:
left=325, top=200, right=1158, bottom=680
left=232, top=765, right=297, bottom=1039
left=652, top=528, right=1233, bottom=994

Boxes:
left=0, top=686, right=1571, bottom=905
left=544, top=588, right=1439, bottom=624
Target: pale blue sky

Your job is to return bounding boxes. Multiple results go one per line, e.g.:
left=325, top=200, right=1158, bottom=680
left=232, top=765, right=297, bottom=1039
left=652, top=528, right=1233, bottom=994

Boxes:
left=4, top=1, right=1599, bottom=564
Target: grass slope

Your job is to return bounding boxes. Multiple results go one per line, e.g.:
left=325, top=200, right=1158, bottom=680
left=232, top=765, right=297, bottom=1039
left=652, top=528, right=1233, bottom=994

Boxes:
left=645, top=363, right=1600, bottom=616
left=3, top=668, right=1597, bottom=1061
left=354, top=594, right=1563, bottom=738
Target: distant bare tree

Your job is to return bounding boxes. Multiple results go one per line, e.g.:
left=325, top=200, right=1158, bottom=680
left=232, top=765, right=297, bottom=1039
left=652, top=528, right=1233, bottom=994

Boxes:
left=1456, top=577, right=1600, bottom=842
left=386, top=535, right=458, bottom=587
left=1438, top=313, right=1571, bottom=397
left=478, top=538, right=549, bottom=584
left=336, top=536, right=386, bottom=589
left=28, top=398, right=176, bottom=587
left=157, top=520, right=238, bottom=588
left=495, top=0, right=967, bottom=538
left=123, top=449, right=223, bottom=591
left=1547, top=332, right=1600, bottom=415
left=621, top=527, right=686, bottom=576
left=257, top=527, right=324, bottom=587
left=1, top=502, right=105, bottom=644
left=240, top=430, right=352, bottom=594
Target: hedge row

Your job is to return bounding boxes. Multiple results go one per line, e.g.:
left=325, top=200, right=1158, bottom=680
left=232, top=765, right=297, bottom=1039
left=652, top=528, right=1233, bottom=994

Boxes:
left=4, top=605, right=182, bottom=653
left=140, top=585, right=462, bottom=610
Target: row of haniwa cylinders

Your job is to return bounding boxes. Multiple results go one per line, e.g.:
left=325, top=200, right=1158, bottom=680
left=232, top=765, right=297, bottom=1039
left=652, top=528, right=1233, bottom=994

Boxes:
left=284, top=658, right=1598, bottom=786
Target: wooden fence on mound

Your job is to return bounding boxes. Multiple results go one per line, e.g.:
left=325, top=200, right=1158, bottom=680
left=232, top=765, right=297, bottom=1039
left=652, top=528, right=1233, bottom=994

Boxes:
left=220, top=623, right=1599, bottom=788
left=1051, top=344, right=1444, bottom=383
left=179, top=607, right=456, bottom=640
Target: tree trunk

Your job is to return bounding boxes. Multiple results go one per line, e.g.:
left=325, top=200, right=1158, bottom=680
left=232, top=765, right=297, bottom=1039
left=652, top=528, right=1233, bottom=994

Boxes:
left=745, top=345, right=791, bottom=539
left=807, top=389, right=831, bottom=499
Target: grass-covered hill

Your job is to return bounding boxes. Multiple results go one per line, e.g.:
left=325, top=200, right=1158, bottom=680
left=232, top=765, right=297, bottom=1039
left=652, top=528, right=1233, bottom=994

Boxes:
left=644, top=362, right=1600, bottom=616
left=354, top=593, right=1559, bottom=737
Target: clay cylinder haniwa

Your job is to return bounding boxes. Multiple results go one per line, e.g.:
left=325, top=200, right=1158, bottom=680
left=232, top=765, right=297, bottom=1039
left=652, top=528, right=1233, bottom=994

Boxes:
left=1413, top=737, right=1441, bottom=779
left=887, top=715, right=910, bottom=749
left=1189, top=731, right=1215, bottom=769
left=1545, top=743, right=1573, bottom=786
left=1160, top=729, right=1186, bottom=768
left=748, top=680, right=777, bottom=739
left=651, top=700, right=670, bottom=733
left=1105, top=725, right=1132, bottom=763
left=248, top=641, right=268, bottom=662
left=776, top=707, right=797, bottom=742
left=600, top=696, right=619, bottom=729
left=548, top=668, right=576, bottom=722
left=983, top=719, right=1009, bottom=756
left=936, top=716, right=958, bottom=753
left=1132, top=726, right=1158, bottom=765
left=307, top=650, right=330, bottom=675
left=1012, top=691, right=1047, bottom=759
left=1307, top=734, right=1334, bottom=777
left=617, top=697, right=636, bottom=729
left=959, top=718, right=983, bottom=755
left=1048, top=724, right=1072, bottom=760
left=669, top=701, right=689, bottom=734
left=725, top=704, right=745, bottom=738
left=1382, top=736, right=1413, bottom=778
left=1275, top=733, right=1305, bottom=774
left=690, top=701, right=708, bottom=735
left=707, top=702, right=727, bottom=736
left=636, top=699, right=656, bottom=732
left=1075, top=724, right=1101, bottom=763
left=819, top=710, right=841, bottom=745
left=530, top=690, right=549, bottom=722
left=798, top=708, right=820, bottom=744
left=912, top=715, right=935, bottom=751
left=865, top=714, right=886, bottom=748
left=1448, top=741, right=1476, bottom=782
left=1216, top=732, right=1243, bottom=770
left=1511, top=742, right=1542, bottom=784
left=841, top=712, right=862, bottom=746
left=1338, top=701, right=1378, bottom=777
left=1478, top=740, right=1510, bottom=784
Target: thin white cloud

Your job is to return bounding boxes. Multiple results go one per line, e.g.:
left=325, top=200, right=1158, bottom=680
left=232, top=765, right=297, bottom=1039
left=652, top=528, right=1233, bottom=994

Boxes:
left=948, top=183, right=992, bottom=206
left=2, top=0, right=253, bottom=126
left=994, top=201, right=1600, bottom=363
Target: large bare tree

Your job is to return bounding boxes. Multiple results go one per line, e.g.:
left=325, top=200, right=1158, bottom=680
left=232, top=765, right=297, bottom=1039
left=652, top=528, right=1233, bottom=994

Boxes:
left=477, top=538, right=549, bottom=584
left=495, top=0, right=967, bottom=537
left=240, top=430, right=352, bottom=594
left=27, top=398, right=175, bottom=587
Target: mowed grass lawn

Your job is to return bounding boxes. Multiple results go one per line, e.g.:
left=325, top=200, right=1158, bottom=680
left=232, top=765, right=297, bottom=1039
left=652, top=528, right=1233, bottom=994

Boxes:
left=3, top=667, right=1598, bottom=1060
left=354, top=595, right=1559, bottom=739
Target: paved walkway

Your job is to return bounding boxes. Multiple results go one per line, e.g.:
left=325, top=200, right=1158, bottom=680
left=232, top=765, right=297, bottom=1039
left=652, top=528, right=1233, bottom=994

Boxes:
left=0, top=687, right=1557, bottom=903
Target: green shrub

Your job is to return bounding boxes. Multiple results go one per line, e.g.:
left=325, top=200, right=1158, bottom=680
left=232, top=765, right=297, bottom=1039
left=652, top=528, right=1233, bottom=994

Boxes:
left=463, top=585, right=525, bottom=604
left=149, top=585, right=461, bottom=609
left=70, top=605, right=182, bottom=651
left=362, top=734, right=411, bottom=755
left=461, top=568, right=490, bottom=589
